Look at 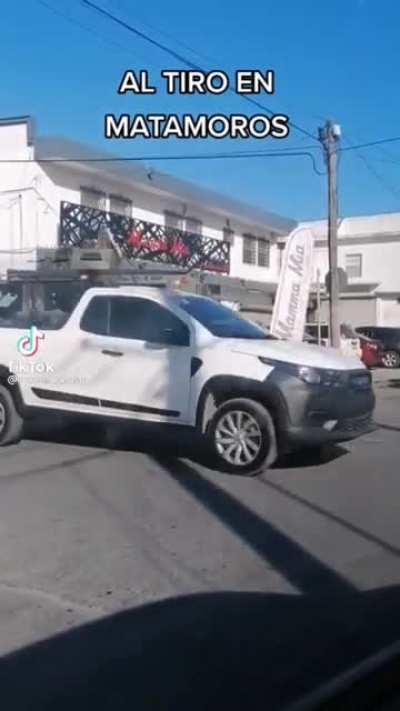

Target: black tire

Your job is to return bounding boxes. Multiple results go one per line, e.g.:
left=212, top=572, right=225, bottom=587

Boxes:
left=207, top=398, right=277, bottom=476
left=382, top=350, right=400, bottom=369
left=0, top=384, right=24, bottom=446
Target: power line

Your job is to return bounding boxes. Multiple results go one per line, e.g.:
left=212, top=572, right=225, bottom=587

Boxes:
left=34, top=1, right=400, bottom=160
left=82, top=0, right=204, bottom=69
left=31, top=0, right=400, bottom=191
left=0, top=149, right=325, bottom=175
left=369, top=137, right=400, bottom=165
left=342, top=134, right=400, bottom=202
left=357, top=154, right=400, bottom=201
left=81, top=0, right=318, bottom=143
left=363, top=156, right=400, bottom=166
left=38, top=0, right=317, bottom=147
left=104, top=0, right=215, bottom=65
left=99, top=0, right=309, bottom=137
left=340, top=136, right=400, bottom=153
left=35, top=0, right=160, bottom=68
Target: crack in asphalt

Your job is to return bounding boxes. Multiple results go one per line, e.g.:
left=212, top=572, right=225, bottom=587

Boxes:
left=258, top=477, right=400, bottom=559
left=0, top=581, right=104, bottom=617
left=67, top=452, right=211, bottom=592
left=0, top=450, right=114, bottom=483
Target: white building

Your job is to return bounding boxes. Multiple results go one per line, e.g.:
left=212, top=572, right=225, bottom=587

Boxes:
left=4, top=115, right=399, bottom=329
left=298, top=215, right=400, bottom=327
left=0, top=116, right=295, bottom=291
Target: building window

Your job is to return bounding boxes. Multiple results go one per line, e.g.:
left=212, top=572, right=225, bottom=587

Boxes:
left=242, top=234, right=270, bottom=267
left=345, top=253, right=362, bottom=278
left=164, top=211, right=184, bottom=230
left=185, top=217, right=202, bottom=235
left=243, top=234, right=257, bottom=264
left=257, top=239, right=270, bottom=268
left=109, top=195, right=132, bottom=217
left=208, top=283, right=221, bottom=296
left=80, top=187, right=107, bottom=210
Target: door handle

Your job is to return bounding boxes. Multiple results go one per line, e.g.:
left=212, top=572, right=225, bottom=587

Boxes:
left=102, top=349, right=124, bottom=357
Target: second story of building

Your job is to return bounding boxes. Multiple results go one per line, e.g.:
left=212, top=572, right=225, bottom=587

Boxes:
left=0, top=116, right=295, bottom=281
left=299, top=213, right=400, bottom=296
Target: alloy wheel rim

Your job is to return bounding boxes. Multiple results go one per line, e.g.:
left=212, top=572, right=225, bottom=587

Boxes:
left=384, top=352, right=398, bottom=367
left=215, top=410, right=262, bottom=466
left=0, top=403, right=6, bottom=435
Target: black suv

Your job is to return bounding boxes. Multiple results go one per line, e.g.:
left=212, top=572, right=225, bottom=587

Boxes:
left=356, top=326, right=400, bottom=368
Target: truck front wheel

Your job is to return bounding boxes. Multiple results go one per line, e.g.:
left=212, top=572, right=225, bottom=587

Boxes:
left=0, top=384, right=24, bottom=446
left=208, top=398, right=277, bottom=476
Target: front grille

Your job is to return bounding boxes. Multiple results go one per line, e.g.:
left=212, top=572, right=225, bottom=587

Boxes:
left=337, top=414, right=373, bottom=433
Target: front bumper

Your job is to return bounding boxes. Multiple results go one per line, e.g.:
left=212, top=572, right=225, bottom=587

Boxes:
left=285, top=413, right=376, bottom=447
left=263, top=367, right=376, bottom=449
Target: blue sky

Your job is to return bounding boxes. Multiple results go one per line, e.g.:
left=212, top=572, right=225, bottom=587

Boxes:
left=1, top=0, right=400, bottom=221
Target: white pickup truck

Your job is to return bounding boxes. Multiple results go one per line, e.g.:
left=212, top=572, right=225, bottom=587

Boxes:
left=0, top=286, right=375, bottom=475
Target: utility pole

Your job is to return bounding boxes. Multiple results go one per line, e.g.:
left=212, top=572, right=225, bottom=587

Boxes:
left=319, top=120, right=341, bottom=348
left=316, top=268, right=321, bottom=346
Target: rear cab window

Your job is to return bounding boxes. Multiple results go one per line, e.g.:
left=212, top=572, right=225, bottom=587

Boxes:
left=0, top=280, right=89, bottom=330
left=0, top=283, right=23, bottom=327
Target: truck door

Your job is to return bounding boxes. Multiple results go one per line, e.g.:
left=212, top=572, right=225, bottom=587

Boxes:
left=78, top=294, right=193, bottom=423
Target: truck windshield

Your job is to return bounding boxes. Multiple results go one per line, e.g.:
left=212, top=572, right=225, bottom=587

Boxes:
left=178, top=295, right=272, bottom=339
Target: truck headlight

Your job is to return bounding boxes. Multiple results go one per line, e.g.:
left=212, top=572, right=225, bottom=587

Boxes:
left=298, top=365, right=321, bottom=384
left=258, top=357, right=340, bottom=386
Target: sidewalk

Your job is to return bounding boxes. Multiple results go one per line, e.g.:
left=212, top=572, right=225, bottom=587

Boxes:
left=372, top=368, right=400, bottom=431
left=372, top=368, right=400, bottom=388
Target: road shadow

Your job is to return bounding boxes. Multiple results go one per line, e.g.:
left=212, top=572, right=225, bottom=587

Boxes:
left=259, top=476, right=400, bottom=559
left=25, top=414, right=347, bottom=472
left=1, top=588, right=400, bottom=711
left=9, top=423, right=400, bottom=709
left=276, top=444, right=348, bottom=469
left=153, top=456, right=355, bottom=596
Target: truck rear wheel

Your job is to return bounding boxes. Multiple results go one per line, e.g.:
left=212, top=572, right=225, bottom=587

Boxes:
left=208, top=398, right=277, bottom=476
left=0, top=384, right=24, bottom=446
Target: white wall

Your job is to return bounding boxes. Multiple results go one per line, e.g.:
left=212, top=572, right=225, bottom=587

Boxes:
left=301, top=216, right=400, bottom=294
left=0, top=182, right=59, bottom=276
left=377, top=298, right=400, bottom=327
left=0, top=121, right=52, bottom=274
left=0, top=118, right=290, bottom=283
left=311, top=240, right=400, bottom=293
left=318, top=297, right=378, bottom=327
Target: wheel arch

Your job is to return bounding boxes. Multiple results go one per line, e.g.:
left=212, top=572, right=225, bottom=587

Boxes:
left=0, top=364, right=25, bottom=416
left=195, top=375, right=287, bottom=435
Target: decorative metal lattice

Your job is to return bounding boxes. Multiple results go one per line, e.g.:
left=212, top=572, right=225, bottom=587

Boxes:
left=60, top=202, right=230, bottom=273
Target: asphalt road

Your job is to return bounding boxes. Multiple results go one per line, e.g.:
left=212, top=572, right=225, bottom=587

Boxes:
left=1, top=370, right=400, bottom=709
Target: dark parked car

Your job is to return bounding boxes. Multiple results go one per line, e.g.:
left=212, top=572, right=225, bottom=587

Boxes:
left=305, top=323, right=382, bottom=367
left=356, top=326, right=400, bottom=368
